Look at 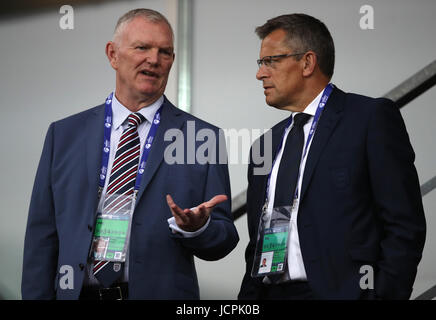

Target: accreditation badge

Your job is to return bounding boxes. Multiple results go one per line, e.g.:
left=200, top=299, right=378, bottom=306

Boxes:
left=90, top=193, right=136, bottom=262
left=251, top=206, right=291, bottom=278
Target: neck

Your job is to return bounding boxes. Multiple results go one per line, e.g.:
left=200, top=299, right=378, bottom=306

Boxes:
left=283, top=80, right=329, bottom=113
left=115, top=87, right=162, bottom=112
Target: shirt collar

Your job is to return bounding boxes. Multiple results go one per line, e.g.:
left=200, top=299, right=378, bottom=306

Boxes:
left=111, top=93, right=164, bottom=130
left=291, top=87, right=325, bottom=118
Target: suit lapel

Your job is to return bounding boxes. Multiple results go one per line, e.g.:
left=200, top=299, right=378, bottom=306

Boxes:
left=253, top=118, right=289, bottom=218
left=271, top=120, right=288, bottom=165
left=134, top=97, right=184, bottom=205
left=299, top=88, right=345, bottom=202
left=86, top=104, right=105, bottom=212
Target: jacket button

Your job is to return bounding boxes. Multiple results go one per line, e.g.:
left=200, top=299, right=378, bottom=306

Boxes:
left=79, top=263, right=85, bottom=271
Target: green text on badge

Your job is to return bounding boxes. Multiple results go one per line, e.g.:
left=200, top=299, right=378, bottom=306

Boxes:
left=94, top=217, right=128, bottom=238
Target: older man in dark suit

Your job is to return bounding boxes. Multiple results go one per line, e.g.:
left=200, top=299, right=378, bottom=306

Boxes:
left=22, top=8, right=238, bottom=300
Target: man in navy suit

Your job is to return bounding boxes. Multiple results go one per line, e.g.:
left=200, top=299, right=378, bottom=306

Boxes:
left=238, top=13, right=425, bottom=300
left=22, top=8, right=238, bottom=300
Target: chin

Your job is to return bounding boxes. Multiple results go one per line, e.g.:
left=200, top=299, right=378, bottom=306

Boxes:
left=137, top=86, right=161, bottom=96
left=265, top=98, right=278, bottom=108
left=266, top=100, right=287, bottom=111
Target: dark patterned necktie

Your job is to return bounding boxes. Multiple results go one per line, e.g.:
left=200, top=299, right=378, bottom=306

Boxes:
left=274, top=113, right=311, bottom=207
left=93, top=112, right=146, bottom=287
left=267, top=113, right=311, bottom=285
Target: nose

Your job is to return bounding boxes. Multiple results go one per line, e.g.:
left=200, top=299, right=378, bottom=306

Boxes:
left=145, top=48, right=159, bottom=66
left=256, top=65, right=268, bottom=81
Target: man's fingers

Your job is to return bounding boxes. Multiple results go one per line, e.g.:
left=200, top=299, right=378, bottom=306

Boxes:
left=167, top=194, right=221, bottom=232
left=197, top=204, right=209, bottom=217
left=166, top=194, right=188, bottom=223
left=204, top=194, right=228, bottom=208
left=166, top=194, right=181, bottom=212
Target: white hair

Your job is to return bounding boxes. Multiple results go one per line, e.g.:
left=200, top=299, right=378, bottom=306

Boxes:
left=112, top=8, right=174, bottom=44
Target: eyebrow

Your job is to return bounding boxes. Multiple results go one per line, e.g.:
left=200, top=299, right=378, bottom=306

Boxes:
left=130, top=41, right=148, bottom=47
left=130, top=41, right=173, bottom=50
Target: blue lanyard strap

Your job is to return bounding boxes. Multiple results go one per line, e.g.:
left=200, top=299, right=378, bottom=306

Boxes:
left=264, top=83, right=334, bottom=207
left=99, top=92, right=163, bottom=191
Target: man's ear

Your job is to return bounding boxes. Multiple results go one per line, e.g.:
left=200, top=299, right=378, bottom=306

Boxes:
left=106, top=41, right=118, bottom=70
left=169, top=52, right=176, bottom=69
left=301, top=51, right=317, bottom=77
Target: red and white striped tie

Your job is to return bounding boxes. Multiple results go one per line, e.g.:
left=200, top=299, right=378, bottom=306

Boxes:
left=93, top=112, right=146, bottom=287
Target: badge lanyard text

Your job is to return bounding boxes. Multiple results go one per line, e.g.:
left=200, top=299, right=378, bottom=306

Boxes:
left=99, top=92, right=163, bottom=196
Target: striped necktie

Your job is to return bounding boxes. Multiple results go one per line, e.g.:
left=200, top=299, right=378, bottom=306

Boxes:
left=93, top=112, right=146, bottom=287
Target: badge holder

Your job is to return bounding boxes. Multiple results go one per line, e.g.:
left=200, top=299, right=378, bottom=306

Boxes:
left=90, top=192, right=136, bottom=262
left=251, top=205, right=291, bottom=278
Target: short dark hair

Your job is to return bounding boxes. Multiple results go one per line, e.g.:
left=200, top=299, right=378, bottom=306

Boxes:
left=255, top=13, right=335, bottom=79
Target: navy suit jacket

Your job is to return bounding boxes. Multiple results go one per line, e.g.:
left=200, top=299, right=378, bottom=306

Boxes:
left=238, top=87, right=426, bottom=300
left=22, top=97, right=239, bottom=299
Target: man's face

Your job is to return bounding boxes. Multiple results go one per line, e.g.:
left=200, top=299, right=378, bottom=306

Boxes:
left=256, top=29, right=304, bottom=110
left=108, top=17, right=175, bottom=102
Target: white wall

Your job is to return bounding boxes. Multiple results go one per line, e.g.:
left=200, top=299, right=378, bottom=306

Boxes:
left=0, top=0, right=435, bottom=300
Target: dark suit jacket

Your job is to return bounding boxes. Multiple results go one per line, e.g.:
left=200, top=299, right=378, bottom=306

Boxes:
left=238, top=87, right=426, bottom=300
left=22, top=97, right=239, bottom=299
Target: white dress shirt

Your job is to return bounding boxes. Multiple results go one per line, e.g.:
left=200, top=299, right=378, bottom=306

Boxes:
left=266, top=87, right=326, bottom=282
left=85, top=93, right=208, bottom=286
left=84, top=93, right=162, bottom=285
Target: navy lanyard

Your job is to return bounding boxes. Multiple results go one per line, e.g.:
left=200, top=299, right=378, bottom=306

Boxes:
left=264, top=83, right=334, bottom=208
left=99, top=92, right=163, bottom=191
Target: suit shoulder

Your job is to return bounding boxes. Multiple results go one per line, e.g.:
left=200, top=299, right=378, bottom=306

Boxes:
left=165, top=102, right=222, bottom=132
left=343, top=91, right=396, bottom=111
left=184, top=111, right=220, bottom=130
left=53, top=104, right=104, bottom=127
left=325, top=87, right=396, bottom=121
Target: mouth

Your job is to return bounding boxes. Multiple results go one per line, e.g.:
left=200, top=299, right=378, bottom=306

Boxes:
left=263, top=86, right=273, bottom=94
left=263, top=83, right=273, bottom=90
left=140, top=70, right=159, bottom=78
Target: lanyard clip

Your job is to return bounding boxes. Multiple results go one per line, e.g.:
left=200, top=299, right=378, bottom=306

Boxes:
left=97, top=186, right=103, bottom=200
left=262, top=202, right=268, bottom=214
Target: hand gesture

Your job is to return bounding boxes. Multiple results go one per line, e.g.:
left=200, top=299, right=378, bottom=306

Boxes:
left=166, top=194, right=228, bottom=232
